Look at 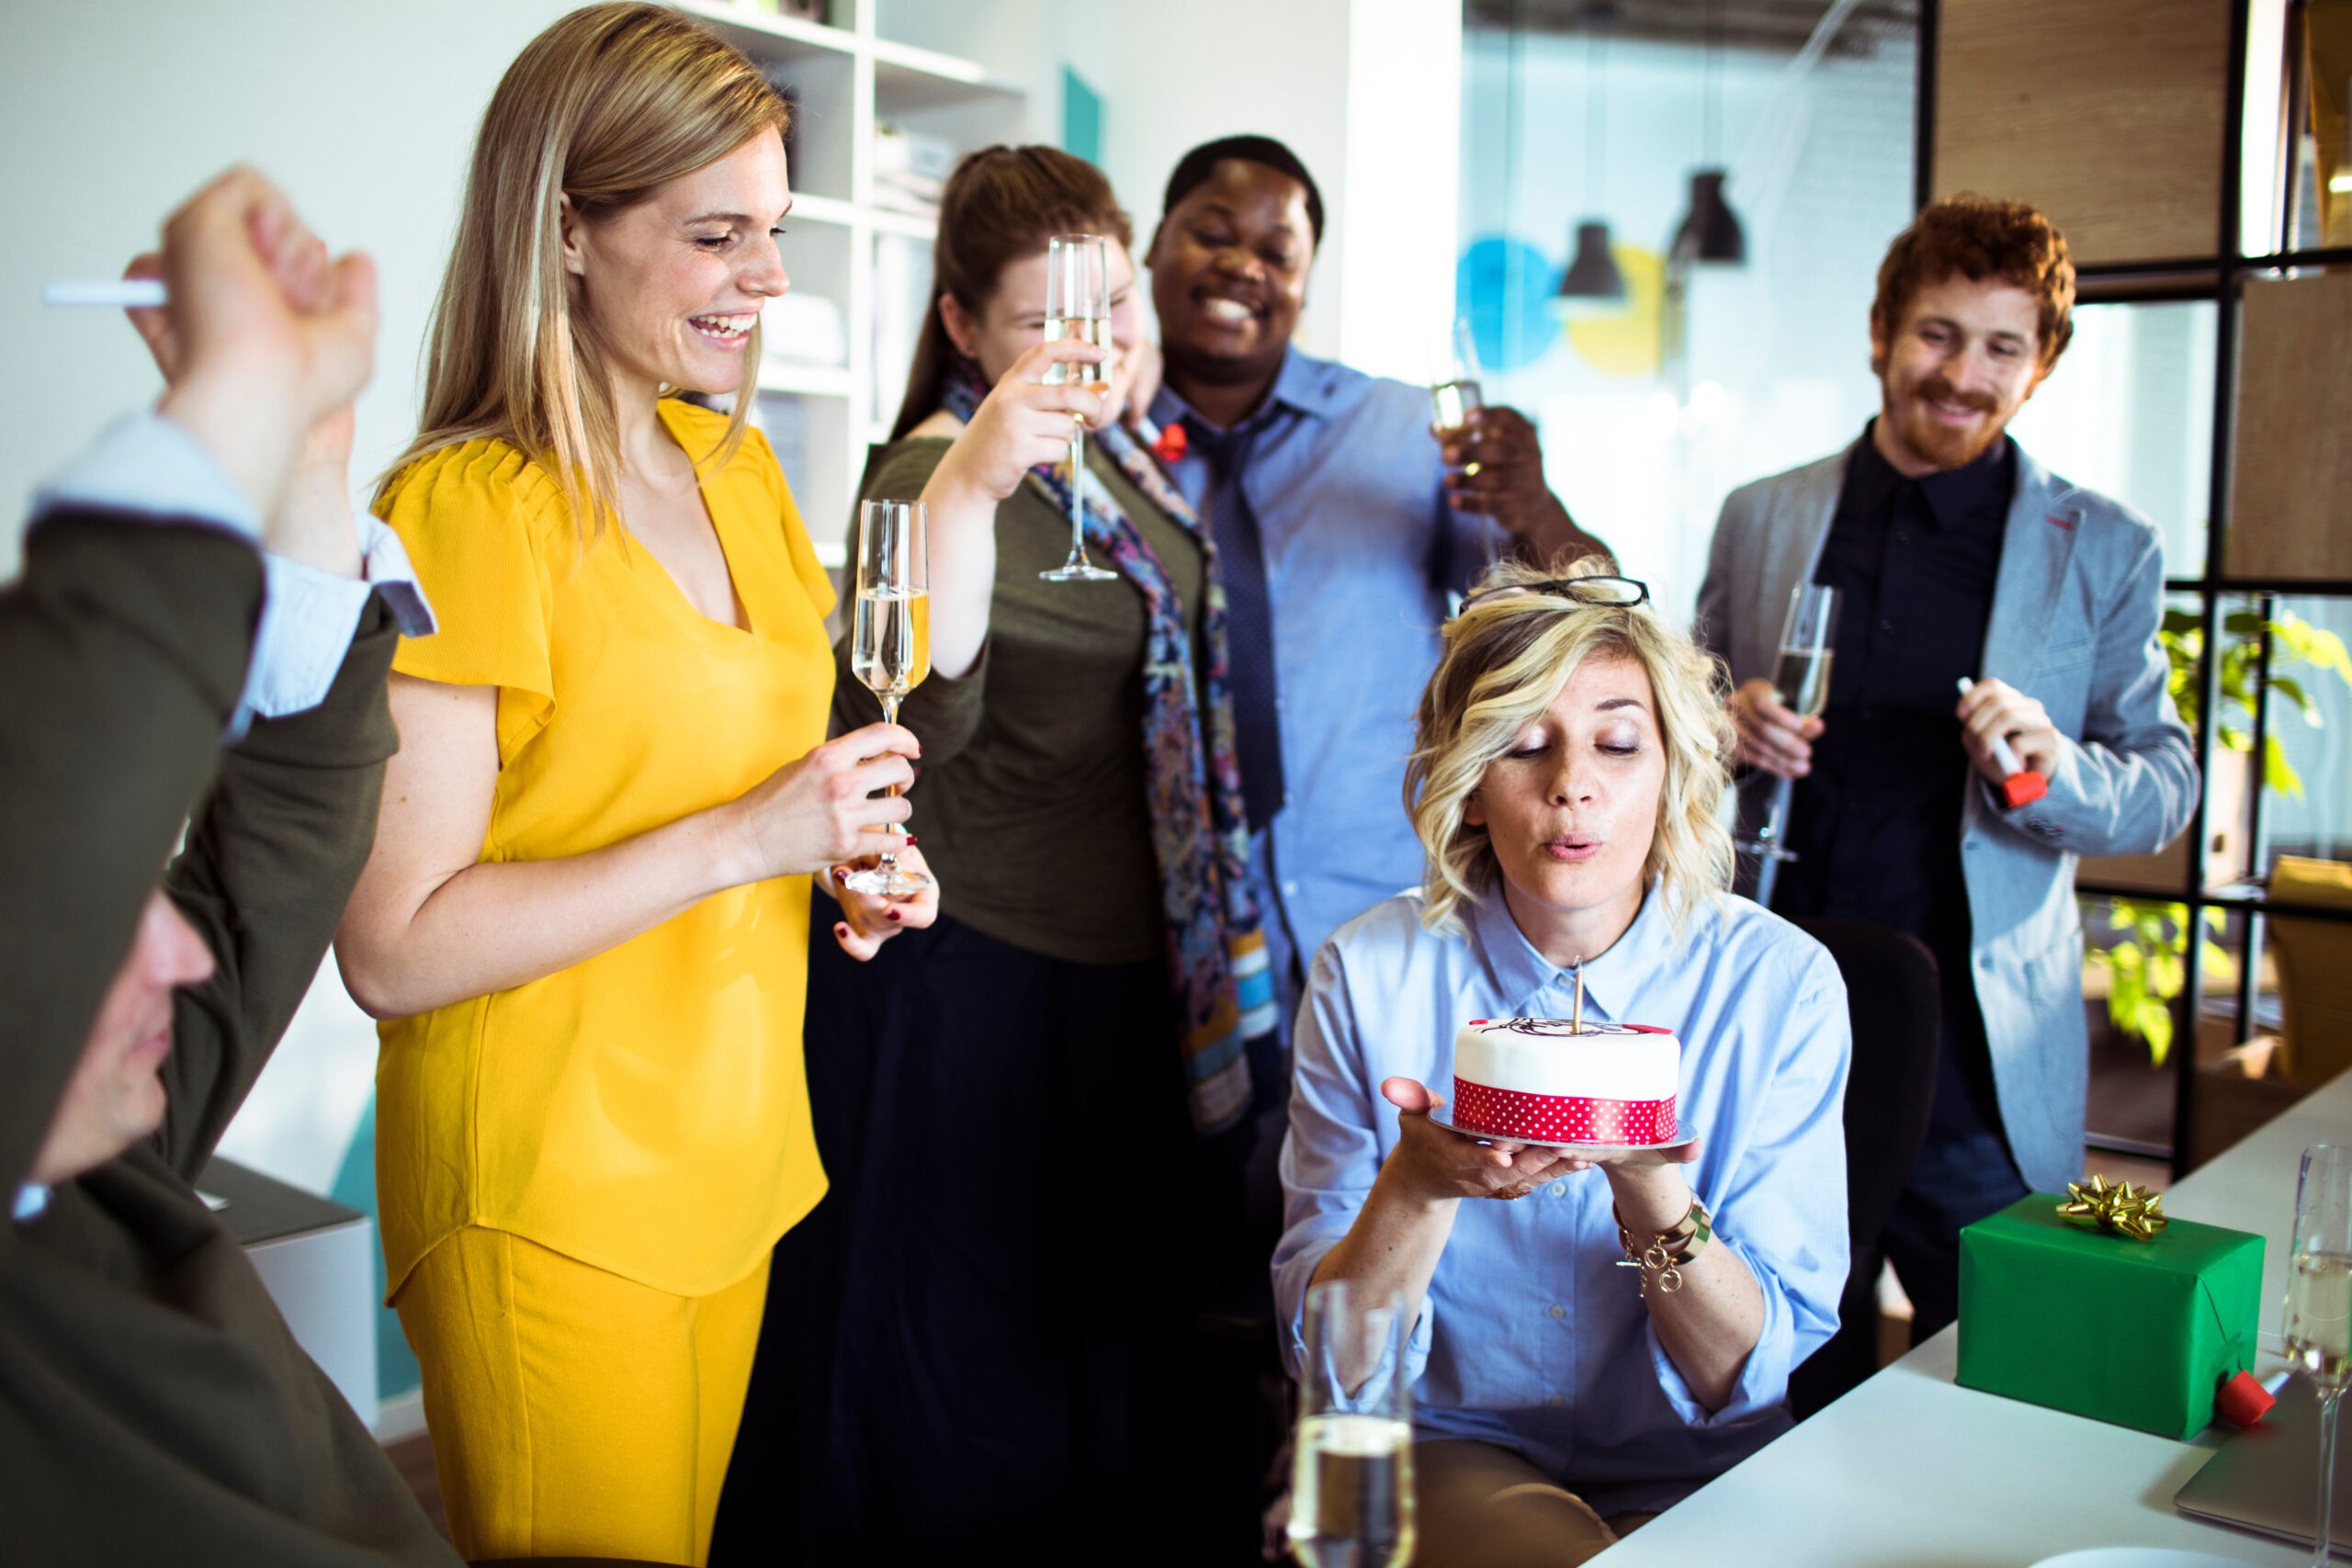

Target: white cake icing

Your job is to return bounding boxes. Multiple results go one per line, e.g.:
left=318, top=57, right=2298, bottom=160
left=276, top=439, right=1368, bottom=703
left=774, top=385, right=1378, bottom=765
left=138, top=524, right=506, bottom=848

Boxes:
left=1451, top=1018, right=1680, bottom=1104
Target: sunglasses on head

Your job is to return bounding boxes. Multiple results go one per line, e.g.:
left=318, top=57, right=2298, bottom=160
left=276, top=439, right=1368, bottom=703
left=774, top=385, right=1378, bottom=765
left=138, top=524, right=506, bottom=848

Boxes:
left=1458, top=575, right=1651, bottom=613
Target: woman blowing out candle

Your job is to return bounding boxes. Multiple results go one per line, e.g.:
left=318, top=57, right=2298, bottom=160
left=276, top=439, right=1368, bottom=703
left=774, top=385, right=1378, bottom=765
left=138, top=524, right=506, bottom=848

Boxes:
left=1274, top=558, right=1853, bottom=1566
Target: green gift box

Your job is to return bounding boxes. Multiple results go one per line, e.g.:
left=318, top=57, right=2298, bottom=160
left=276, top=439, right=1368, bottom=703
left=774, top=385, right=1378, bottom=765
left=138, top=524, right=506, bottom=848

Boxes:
left=1955, top=1192, right=2263, bottom=1439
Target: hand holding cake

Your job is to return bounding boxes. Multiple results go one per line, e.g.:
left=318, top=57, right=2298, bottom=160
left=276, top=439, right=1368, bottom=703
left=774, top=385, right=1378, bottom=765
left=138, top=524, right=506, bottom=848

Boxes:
left=1377, top=1075, right=1584, bottom=1202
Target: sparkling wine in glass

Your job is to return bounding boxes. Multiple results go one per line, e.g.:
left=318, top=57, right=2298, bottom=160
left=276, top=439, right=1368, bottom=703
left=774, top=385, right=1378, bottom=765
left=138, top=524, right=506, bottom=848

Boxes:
left=1038, top=233, right=1118, bottom=583
left=2289, top=1144, right=2352, bottom=1566
left=1430, top=314, right=1484, bottom=436
left=1739, top=582, right=1839, bottom=906
left=842, top=499, right=932, bottom=897
left=1288, top=1280, right=1415, bottom=1568
left=1430, top=373, right=1483, bottom=435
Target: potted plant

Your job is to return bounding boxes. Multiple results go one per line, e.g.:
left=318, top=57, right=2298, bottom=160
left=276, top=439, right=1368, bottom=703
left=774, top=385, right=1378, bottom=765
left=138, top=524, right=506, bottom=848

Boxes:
left=2082, top=605, right=2352, bottom=1062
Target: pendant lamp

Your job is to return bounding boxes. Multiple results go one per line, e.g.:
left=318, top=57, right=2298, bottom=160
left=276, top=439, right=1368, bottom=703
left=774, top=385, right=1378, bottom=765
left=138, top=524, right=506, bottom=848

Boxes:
left=1671, top=0, right=1747, bottom=265
left=1555, top=22, right=1627, bottom=310
left=1674, top=170, right=1746, bottom=264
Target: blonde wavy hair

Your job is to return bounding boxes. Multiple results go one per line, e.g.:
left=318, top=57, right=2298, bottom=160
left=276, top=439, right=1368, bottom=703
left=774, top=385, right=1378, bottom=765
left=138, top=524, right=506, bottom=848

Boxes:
left=1405, top=557, right=1737, bottom=937
left=379, top=3, right=788, bottom=536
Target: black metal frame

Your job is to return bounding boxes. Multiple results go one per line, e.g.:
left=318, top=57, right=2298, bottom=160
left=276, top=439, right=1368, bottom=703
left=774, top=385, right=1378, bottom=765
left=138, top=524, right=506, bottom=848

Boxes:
left=1918, top=0, right=2345, bottom=1174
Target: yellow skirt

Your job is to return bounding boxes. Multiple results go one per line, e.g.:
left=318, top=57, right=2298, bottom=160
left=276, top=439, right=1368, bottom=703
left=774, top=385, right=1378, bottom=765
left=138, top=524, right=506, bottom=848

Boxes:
left=393, top=1225, right=769, bottom=1565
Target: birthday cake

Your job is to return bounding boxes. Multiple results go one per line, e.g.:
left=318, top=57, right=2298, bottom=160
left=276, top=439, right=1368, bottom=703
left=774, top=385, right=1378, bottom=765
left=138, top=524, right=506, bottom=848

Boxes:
left=1449, top=1018, right=1681, bottom=1145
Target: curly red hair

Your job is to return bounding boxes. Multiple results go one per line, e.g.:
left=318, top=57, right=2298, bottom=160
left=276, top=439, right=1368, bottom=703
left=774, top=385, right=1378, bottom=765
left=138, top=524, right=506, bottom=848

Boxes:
left=1871, top=196, right=2075, bottom=374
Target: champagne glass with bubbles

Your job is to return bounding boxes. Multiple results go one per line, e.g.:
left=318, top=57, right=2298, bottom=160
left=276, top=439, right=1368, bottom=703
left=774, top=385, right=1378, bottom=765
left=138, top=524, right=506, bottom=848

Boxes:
left=1288, top=1280, right=1415, bottom=1568
left=1737, top=582, right=1838, bottom=905
left=1038, top=233, right=1118, bottom=582
left=2288, top=1143, right=2352, bottom=1566
left=842, top=499, right=932, bottom=897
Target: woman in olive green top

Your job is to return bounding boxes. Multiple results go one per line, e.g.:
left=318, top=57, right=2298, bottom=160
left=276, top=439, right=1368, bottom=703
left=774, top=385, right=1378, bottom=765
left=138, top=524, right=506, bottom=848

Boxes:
left=718, top=147, right=1277, bottom=1562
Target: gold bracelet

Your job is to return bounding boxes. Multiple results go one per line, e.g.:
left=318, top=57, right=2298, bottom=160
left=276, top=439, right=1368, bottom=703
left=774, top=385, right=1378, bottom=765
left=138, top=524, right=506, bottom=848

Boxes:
left=1613, top=1198, right=1713, bottom=1296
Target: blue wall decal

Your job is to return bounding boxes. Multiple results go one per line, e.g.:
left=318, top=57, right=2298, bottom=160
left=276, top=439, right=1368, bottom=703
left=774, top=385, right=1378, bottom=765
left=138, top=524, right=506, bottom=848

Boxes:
left=1455, top=234, right=1561, bottom=375
left=1061, top=66, right=1103, bottom=165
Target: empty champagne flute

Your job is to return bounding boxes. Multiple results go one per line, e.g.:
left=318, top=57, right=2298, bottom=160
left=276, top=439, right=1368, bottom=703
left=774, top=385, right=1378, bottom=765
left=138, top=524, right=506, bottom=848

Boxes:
left=1038, top=233, right=1118, bottom=583
left=1288, top=1280, right=1415, bottom=1568
left=1738, top=581, right=1839, bottom=907
left=2288, top=1143, right=2352, bottom=1565
left=842, top=499, right=933, bottom=897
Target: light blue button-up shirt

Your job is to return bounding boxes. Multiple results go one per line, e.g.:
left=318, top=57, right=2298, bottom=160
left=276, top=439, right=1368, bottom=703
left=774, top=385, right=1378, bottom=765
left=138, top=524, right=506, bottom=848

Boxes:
left=1273, top=881, right=1852, bottom=1516
left=1151, top=350, right=1505, bottom=1030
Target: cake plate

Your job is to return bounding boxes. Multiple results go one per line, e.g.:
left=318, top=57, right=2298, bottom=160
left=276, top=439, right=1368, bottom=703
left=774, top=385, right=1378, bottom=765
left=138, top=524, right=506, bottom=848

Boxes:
left=1426, top=1110, right=1691, bottom=1155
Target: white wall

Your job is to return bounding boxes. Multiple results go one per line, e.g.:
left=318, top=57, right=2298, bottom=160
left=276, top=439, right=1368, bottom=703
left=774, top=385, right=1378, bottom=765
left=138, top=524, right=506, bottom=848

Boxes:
left=0, top=0, right=566, bottom=580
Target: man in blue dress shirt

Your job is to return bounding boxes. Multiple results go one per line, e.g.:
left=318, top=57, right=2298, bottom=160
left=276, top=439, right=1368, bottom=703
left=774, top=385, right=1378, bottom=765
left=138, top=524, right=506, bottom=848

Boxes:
left=1144, top=135, right=1611, bottom=1043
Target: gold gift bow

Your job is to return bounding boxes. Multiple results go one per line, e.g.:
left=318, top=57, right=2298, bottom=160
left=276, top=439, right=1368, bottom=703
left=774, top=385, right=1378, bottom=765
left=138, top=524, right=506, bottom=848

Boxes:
left=2056, top=1173, right=2170, bottom=1243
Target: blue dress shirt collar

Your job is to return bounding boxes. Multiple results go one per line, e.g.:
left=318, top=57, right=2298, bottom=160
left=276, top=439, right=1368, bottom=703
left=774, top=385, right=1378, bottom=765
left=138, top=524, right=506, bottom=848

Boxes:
left=1152, top=344, right=1343, bottom=437
left=1467, top=876, right=1675, bottom=1025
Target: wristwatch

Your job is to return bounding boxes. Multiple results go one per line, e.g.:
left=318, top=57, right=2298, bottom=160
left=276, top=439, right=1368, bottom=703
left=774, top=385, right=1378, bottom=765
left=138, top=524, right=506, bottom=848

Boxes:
left=1614, top=1196, right=1713, bottom=1296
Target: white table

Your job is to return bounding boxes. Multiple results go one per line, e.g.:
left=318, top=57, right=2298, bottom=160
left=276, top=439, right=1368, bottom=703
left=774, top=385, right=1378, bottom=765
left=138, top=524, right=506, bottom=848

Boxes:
left=1589, top=1070, right=2352, bottom=1566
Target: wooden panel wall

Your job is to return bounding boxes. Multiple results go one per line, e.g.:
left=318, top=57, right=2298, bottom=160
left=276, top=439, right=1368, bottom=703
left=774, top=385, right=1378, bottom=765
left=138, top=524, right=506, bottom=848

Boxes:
left=1934, top=0, right=2232, bottom=265
left=2227, top=270, right=2352, bottom=581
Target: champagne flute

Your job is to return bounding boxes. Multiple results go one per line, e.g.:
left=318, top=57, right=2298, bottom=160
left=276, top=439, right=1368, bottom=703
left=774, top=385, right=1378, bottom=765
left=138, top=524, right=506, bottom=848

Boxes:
left=2288, top=1143, right=2352, bottom=1566
left=1738, top=582, right=1839, bottom=906
left=1038, top=233, right=1118, bottom=583
left=1430, top=314, right=1485, bottom=437
left=1288, top=1280, right=1415, bottom=1568
left=842, top=499, right=933, bottom=897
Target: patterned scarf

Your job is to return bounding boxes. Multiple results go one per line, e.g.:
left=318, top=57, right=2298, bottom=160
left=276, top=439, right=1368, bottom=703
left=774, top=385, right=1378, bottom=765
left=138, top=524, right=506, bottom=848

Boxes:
left=943, top=359, right=1276, bottom=1134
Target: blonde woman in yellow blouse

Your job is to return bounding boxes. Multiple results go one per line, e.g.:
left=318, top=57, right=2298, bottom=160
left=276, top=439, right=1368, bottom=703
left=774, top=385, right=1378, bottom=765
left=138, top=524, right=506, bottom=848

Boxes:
left=334, top=7, right=935, bottom=1562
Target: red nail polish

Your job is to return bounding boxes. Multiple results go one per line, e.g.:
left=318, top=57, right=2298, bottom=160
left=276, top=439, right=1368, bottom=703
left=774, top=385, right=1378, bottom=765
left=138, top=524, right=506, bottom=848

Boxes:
left=831, top=866, right=847, bottom=881
left=904, top=834, right=918, bottom=846
left=834, top=923, right=849, bottom=938
left=886, top=908, right=902, bottom=922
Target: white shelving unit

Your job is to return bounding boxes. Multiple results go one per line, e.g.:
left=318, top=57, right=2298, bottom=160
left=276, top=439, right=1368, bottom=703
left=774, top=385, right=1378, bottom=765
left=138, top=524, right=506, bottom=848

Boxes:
left=676, top=0, right=1027, bottom=568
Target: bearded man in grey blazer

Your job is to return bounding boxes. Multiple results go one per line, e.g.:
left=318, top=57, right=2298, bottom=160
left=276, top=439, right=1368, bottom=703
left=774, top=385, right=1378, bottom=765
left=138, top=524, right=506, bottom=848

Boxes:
left=1695, top=197, right=2197, bottom=1394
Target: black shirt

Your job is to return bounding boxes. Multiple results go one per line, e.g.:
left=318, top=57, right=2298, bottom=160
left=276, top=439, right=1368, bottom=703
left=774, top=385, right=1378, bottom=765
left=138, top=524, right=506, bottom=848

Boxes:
left=1772, top=423, right=2016, bottom=1145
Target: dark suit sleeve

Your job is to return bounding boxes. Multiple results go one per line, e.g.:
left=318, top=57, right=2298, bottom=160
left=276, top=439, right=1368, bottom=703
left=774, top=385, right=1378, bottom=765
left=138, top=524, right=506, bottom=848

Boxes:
left=0, top=513, right=259, bottom=1196
left=155, top=595, right=399, bottom=1179
left=1693, top=488, right=1745, bottom=671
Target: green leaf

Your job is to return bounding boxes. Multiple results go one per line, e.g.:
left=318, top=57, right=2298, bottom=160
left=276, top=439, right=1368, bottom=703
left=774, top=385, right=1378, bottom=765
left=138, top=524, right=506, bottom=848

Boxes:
left=2265, top=734, right=2304, bottom=797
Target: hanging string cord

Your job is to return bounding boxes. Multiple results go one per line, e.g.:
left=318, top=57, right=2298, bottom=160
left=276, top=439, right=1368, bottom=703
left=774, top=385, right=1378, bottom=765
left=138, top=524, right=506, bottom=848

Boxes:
left=1729, top=0, right=1871, bottom=175
left=1702, top=0, right=1721, bottom=164
left=1587, top=28, right=1609, bottom=209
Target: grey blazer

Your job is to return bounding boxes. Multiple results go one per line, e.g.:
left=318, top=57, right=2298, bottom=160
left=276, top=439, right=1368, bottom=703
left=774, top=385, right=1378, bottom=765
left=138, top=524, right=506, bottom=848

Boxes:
left=1693, top=439, right=2198, bottom=1195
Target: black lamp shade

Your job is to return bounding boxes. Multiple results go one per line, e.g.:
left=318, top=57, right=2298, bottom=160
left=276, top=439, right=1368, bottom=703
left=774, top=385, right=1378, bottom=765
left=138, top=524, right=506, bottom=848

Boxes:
left=1558, top=221, right=1627, bottom=303
left=1673, top=169, right=1746, bottom=265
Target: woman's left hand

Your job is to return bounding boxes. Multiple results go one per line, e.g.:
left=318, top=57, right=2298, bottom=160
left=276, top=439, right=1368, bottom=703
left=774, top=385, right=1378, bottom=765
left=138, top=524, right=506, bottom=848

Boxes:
left=1556, top=1137, right=1704, bottom=1232
left=825, top=842, right=939, bottom=960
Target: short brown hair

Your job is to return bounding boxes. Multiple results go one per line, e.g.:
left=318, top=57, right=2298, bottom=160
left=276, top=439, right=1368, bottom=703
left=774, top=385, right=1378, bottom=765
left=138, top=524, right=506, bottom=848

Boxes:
left=1871, top=196, right=2075, bottom=373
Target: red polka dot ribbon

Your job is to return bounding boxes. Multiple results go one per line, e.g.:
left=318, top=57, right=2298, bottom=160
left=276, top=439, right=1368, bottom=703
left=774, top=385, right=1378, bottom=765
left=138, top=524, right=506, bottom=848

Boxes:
left=1450, top=1078, right=1678, bottom=1145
